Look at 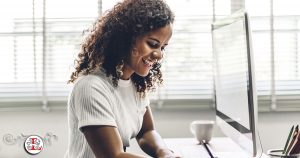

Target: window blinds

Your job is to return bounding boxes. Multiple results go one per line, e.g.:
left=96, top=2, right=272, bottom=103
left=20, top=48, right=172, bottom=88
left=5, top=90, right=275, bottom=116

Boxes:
left=247, top=0, right=300, bottom=110
left=158, top=0, right=214, bottom=101
left=0, top=0, right=98, bottom=108
left=1, top=0, right=300, bottom=110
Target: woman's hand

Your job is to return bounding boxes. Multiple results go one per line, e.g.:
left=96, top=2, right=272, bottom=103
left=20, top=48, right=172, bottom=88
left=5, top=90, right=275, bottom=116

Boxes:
left=137, top=107, right=182, bottom=158
left=156, top=148, right=182, bottom=158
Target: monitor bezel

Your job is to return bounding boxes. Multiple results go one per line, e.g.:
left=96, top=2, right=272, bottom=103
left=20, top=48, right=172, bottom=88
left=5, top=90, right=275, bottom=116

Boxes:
left=212, top=10, right=259, bottom=157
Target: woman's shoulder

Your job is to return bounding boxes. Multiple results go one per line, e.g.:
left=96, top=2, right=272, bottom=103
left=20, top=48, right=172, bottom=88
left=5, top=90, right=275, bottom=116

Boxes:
left=73, top=70, right=113, bottom=92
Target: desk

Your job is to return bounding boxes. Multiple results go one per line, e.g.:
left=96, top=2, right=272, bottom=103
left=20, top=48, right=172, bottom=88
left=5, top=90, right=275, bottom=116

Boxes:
left=164, top=137, right=269, bottom=158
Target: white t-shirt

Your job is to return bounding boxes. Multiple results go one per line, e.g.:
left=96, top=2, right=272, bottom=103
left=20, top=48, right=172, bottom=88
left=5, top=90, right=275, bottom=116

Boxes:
left=65, top=69, right=149, bottom=158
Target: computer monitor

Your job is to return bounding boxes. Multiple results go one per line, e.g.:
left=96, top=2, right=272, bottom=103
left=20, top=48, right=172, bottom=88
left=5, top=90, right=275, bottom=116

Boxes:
left=212, top=10, right=261, bottom=157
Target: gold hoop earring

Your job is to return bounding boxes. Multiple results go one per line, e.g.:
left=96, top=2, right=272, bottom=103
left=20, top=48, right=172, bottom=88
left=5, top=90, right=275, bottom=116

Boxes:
left=116, top=60, right=124, bottom=78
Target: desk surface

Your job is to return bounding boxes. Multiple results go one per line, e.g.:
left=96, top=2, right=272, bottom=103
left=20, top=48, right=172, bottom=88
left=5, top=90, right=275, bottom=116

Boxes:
left=164, top=137, right=269, bottom=158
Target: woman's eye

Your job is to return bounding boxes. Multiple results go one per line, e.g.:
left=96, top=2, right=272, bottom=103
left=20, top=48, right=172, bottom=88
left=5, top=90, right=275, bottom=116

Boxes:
left=147, top=41, right=159, bottom=48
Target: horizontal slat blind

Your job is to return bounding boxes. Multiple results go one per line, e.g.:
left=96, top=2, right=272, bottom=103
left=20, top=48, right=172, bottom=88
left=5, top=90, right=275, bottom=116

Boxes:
left=158, top=0, right=214, bottom=100
left=0, top=0, right=42, bottom=104
left=1, top=0, right=300, bottom=110
left=0, top=0, right=98, bottom=106
left=273, top=0, right=300, bottom=109
left=247, top=0, right=300, bottom=109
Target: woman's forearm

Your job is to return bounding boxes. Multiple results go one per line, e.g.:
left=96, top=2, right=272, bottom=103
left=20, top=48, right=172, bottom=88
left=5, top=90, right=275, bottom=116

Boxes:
left=137, top=130, right=173, bottom=157
left=115, top=152, right=148, bottom=158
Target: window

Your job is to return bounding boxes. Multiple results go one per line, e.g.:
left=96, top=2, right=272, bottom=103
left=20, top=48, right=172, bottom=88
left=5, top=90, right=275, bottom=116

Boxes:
left=0, top=0, right=98, bottom=108
left=1, top=0, right=300, bottom=110
left=247, top=0, right=300, bottom=110
left=158, top=0, right=214, bottom=101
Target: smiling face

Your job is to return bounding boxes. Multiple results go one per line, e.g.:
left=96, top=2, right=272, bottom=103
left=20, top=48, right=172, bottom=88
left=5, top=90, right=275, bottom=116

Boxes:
left=121, top=24, right=173, bottom=80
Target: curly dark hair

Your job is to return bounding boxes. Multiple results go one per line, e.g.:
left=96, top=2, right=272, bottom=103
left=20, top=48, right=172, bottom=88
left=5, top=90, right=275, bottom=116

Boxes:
left=69, top=0, right=174, bottom=96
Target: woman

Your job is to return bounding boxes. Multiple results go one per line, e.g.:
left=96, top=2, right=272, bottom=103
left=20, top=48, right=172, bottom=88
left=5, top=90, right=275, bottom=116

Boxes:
left=66, top=0, right=178, bottom=157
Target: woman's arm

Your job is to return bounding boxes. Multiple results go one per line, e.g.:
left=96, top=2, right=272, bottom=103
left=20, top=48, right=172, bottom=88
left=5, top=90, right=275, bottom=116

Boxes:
left=136, top=107, right=178, bottom=158
left=82, top=126, right=147, bottom=158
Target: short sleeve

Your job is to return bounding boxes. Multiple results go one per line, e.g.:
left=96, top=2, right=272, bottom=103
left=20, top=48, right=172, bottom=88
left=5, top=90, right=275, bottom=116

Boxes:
left=138, top=93, right=150, bottom=118
left=72, top=76, right=117, bottom=131
left=144, top=94, right=150, bottom=107
left=142, top=92, right=151, bottom=107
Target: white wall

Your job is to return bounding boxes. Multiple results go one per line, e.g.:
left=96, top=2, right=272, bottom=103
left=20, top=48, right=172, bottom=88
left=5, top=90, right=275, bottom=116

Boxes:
left=0, top=107, right=299, bottom=157
left=0, top=110, right=68, bottom=158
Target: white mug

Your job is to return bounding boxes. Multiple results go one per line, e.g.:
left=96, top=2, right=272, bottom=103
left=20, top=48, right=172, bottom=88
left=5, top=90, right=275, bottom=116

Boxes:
left=190, top=120, right=215, bottom=144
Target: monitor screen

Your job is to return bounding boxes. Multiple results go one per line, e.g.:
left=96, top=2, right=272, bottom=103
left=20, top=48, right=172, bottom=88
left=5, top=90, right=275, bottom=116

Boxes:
left=212, top=10, right=259, bottom=157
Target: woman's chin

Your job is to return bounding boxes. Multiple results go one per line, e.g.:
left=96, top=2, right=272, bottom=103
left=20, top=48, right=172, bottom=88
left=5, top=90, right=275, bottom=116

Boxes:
left=135, top=71, right=150, bottom=77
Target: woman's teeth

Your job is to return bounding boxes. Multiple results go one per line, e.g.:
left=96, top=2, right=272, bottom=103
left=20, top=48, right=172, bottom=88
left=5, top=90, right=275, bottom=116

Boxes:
left=142, top=58, right=153, bottom=67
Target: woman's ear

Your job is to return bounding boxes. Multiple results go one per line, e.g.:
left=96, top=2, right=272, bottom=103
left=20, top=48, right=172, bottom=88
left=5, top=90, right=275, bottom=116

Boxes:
left=131, top=47, right=139, bottom=57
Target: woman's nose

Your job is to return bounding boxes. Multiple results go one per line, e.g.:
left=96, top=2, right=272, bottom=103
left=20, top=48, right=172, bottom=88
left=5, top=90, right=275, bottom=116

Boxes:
left=152, top=50, right=163, bottom=61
